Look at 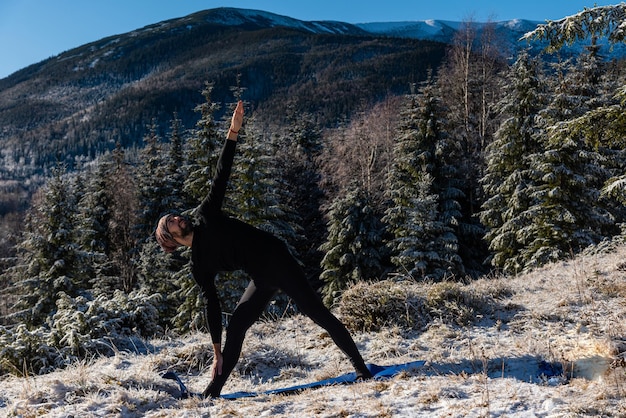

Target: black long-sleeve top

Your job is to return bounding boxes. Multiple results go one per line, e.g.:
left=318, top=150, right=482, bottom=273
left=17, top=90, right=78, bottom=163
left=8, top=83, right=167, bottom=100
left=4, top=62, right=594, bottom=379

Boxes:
left=190, top=139, right=283, bottom=344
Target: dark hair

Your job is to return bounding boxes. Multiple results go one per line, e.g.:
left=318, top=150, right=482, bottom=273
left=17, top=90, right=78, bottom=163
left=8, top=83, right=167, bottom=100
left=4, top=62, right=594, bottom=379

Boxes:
left=155, top=214, right=180, bottom=253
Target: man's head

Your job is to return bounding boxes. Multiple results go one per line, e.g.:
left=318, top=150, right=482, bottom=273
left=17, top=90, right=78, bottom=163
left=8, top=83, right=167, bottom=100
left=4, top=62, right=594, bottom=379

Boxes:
left=155, top=213, right=193, bottom=253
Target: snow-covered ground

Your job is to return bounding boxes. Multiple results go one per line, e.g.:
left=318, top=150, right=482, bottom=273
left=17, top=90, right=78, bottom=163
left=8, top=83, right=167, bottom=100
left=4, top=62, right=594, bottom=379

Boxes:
left=2, top=244, right=626, bottom=417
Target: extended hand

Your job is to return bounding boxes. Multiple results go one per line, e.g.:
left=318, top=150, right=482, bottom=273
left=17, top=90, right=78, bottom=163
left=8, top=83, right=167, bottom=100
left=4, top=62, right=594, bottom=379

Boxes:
left=212, top=350, right=223, bottom=379
left=230, top=100, right=244, bottom=134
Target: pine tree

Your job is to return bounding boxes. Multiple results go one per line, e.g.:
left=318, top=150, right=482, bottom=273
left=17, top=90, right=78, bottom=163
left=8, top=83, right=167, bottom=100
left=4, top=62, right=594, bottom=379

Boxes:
left=75, top=157, right=113, bottom=295
left=402, top=167, right=461, bottom=280
left=480, top=50, right=548, bottom=274
left=516, top=44, right=616, bottom=268
left=275, top=107, right=325, bottom=281
left=523, top=3, right=626, bottom=51
left=184, top=82, right=222, bottom=205
left=173, top=83, right=222, bottom=332
left=9, top=164, right=82, bottom=327
left=319, top=186, right=386, bottom=306
left=136, top=120, right=168, bottom=237
left=523, top=3, right=626, bottom=245
left=136, top=115, right=189, bottom=328
left=384, top=84, right=464, bottom=280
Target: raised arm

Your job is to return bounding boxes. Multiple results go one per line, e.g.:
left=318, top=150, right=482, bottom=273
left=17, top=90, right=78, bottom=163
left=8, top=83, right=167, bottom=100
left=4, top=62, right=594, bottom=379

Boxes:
left=227, top=100, right=244, bottom=141
left=198, top=101, right=245, bottom=216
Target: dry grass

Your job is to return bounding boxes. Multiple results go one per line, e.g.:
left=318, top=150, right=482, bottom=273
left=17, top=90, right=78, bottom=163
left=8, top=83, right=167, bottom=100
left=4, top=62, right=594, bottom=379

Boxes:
left=1, top=244, right=626, bottom=417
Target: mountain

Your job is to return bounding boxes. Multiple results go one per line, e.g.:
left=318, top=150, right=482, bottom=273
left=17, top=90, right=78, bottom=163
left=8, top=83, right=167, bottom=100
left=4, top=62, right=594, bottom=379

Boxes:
left=357, top=18, right=540, bottom=45
left=0, top=7, right=445, bottom=167
left=0, top=7, right=613, bottom=225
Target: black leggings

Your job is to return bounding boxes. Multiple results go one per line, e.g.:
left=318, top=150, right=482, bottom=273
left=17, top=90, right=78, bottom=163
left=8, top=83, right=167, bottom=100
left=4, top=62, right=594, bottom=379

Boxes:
left=204, top=257, right=369, bottom=397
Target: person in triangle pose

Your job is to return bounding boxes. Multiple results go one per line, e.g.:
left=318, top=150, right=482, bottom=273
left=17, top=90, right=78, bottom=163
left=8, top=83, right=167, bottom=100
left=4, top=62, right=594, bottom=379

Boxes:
left=155, top=101, right=372, bottom=398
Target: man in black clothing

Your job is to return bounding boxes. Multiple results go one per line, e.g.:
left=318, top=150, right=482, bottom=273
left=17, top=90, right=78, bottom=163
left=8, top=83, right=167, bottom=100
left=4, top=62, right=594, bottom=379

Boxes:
left=155, top=101, right=372, bottom=398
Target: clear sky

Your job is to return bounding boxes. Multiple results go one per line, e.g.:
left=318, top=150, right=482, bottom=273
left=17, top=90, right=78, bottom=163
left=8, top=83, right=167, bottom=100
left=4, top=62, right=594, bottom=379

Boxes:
left=0, top=0, right=620, bottom=79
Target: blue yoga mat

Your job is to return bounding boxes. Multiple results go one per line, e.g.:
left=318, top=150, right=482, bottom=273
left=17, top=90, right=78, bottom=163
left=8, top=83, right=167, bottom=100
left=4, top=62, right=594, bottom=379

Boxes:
left=164, top=361, right=425, bottom=400
left=222, top=361, right=425, bottom=399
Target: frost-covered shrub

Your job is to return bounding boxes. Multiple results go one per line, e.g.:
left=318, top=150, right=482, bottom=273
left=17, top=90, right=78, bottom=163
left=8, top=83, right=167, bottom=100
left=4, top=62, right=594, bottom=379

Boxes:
left=338, top=279, right=430, bottom=332
left=425, top=281, right=486, bottom=326
left=0, top=324, right=61, bottom=375
left=0, top=288, right=164, bottom=375
left=338, top=279, right=502, bottom=332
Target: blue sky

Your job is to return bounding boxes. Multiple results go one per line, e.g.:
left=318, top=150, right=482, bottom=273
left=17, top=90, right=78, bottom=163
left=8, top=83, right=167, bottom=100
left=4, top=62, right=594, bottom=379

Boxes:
left=0, top=0, right=619, bottom=79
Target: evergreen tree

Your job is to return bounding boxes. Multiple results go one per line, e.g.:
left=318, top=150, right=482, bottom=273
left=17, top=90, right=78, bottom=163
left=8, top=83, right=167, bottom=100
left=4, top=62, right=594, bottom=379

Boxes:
left=275, top=107, right=325, bottom=282
left=183, top=82, right=222, bottom=205
left=75, top=157, right=114, bottom=295
left=480, top=50, right=548, bottom=274
left=319, top=186, right=386, bottom=306
left=9, top=164, right=82, bottom=327
left=173, top=83, right=222, bottom=332
left=524, top=3, right=626, bottom=243
left=402, top=167, right=461, bottom=280
left=136, top=115, right=189, bottom=328
left=136, top=120, right=168, bottom=237
left=384, top=84, right=464, bottom=280
left=516, top=44, right=616, bottom=268
left=165, top=114, right=187, bottom=214
left=532, top=9, right=626, bottom=229
left=524, top=3, right=626, bottom=51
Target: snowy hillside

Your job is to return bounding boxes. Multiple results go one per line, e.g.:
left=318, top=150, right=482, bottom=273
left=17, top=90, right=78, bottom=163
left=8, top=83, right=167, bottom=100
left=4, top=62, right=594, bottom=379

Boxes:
left=2, top=242, right=625, bottom=417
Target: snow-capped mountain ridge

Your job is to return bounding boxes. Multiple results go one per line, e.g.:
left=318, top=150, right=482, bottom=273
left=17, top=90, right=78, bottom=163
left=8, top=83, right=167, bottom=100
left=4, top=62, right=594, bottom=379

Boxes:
left=194, top=7, right=540, bottom=43
left=355, top=19, right=541, bottom=43
left=191, top=7, right=368, bottom=36
left=191, top=8, right=624, bottom=58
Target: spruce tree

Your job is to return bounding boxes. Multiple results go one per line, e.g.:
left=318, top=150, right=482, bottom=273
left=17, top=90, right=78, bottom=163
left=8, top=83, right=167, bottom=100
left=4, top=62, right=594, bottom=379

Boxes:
left=106, top=143, right=140, bottom=293
left=173, top=83, right=222, bottom=332
left=275, top=107, right=325, bottom=281
left=384, top=84, right=464, bottom=280
left=136, top=120, right=168, bottom=237
left=75, top=156, right=114, bottom=295
left=480, top=50, right=548, bottom=274
left=9, top=164, right=82, bottom=327
left=404, top=167, right=461, bottom=280
left=524, top=3, right=626, bottom=243
left=136, top=115, right=188, bottom=328
left=319, top=186, right=386, bottom=306
left=517, top=44, right=616, bottom=268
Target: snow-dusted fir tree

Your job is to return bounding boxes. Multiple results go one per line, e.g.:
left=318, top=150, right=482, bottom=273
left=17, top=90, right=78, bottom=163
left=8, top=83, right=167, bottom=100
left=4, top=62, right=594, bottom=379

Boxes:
left=319, top=186, right=386, bottom=306
left=136, top=121, right=168, bottom=236
left=75, top=155, right=116, bottom=295
left=384, top=82, right=464, bottom=280
left=9, top=164, right=83, bottom=327
left=480, top=50, right=548, bottom=274
left=164, top=114, right=187, bottom=214
left=405, top=167, right=461, bottom=280
left=172, top=83, right=222, bottom=333
left=524, top=3, right=626, bottom=237
left=275, top=107, right=324, bottom=278
left=516, top=43, right=616, bottom=269
left=136, top=115, right=188, bottom=328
